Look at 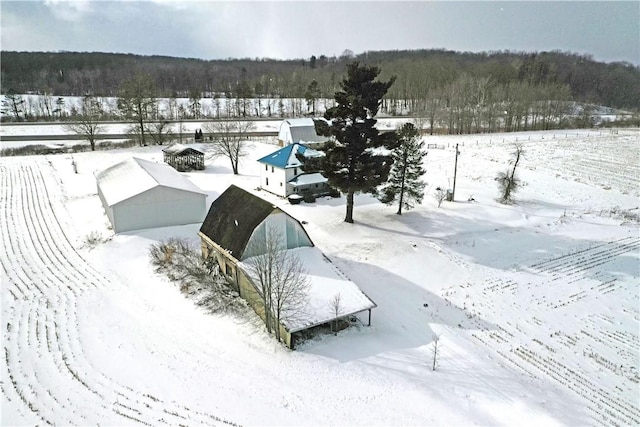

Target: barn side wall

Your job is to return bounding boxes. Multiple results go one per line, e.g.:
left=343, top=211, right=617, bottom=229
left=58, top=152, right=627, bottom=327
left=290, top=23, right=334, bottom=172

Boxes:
left=241, top=213, right=313, bottom=259
left=96, top=183, right=116, bottom=232
left=112, top=187, right=206, bottom=233
left=199, top=233, right=293, bottom=348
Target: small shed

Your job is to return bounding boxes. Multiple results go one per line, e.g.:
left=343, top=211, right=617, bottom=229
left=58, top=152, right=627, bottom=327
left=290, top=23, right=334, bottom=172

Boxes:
left=96, top=157, right=207, bottom=233
left=257, top=143, right=327, bottom=198
left=278, top=118, right=327, bottom=147
left=199, top=184, right=375, bottom=348
left=162, top=143, right=205, bottom=171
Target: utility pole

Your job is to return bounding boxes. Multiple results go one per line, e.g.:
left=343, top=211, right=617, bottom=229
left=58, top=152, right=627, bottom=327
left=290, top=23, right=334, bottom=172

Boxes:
left=452, top=143, right=460, bottom=202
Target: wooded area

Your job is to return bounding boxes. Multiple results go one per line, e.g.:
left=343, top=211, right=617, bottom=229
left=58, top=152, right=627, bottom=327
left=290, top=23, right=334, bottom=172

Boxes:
left=2, top=50, right=638, bottom=110
left=2, top=50, right=638, bottom=133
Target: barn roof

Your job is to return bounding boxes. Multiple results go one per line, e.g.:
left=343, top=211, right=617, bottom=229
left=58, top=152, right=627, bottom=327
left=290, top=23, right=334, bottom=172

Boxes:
left=95, top=157, right=205, bottom=207
left=280, top=118, right=327, bottom=144
left=239, top=246, right=376, bottom=333
left=257, top=143, right=324, bottom=169
left=283, top=118, right=316, bottom=128
left=162, top=143, right=204, bottom=156
left=199, top=185, right=280, bottom=259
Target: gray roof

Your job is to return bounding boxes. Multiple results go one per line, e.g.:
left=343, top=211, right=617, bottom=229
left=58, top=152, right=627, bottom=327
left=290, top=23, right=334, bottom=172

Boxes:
left=199, top=185, right=279, bottom=259
left=289, top=125, right=326, bottom=144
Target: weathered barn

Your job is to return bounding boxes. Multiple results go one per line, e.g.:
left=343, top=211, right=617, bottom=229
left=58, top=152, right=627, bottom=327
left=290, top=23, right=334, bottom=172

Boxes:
left=277, top=118, right=327, bottom=147
left=257, top=143, right=328, bottom=198
left=199, top=185, right=375, bottom=348
left=95, top=157, right=207, bottom=233
left=162, top=144, right=205, bottom=171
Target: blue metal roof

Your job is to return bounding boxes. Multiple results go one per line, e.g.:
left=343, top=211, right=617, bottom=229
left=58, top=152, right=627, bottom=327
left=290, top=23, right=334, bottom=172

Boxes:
left=257, top=144, right=315, bottom=169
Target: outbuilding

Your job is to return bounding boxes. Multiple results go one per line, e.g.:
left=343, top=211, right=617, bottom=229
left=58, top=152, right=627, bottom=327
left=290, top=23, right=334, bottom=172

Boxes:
left=199, top=185, right=375, bottom=348
left=96, top=157, right=207, bottom=233
left=162, top=143, right=205, bottom=171
left=277, top=118, right=327, bottom=147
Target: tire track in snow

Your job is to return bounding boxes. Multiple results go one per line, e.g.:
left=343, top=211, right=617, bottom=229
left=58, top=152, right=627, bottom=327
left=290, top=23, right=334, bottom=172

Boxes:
left=1, top=159, right=240, bottom=426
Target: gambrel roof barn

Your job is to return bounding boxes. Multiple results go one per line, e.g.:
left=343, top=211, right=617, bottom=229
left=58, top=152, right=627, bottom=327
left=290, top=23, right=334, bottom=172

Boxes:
left=95, top=157, right=207, bottom=233
left=198, top=185, right=375, bottom=348
left=199, top=184, right=313, bottom=260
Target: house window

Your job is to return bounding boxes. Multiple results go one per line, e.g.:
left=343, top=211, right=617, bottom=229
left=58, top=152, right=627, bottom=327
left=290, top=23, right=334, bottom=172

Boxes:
left=280, top=182, right=283, bottom=186
left=265, top=164, right=268, bottom=171
left=294, top=168, right=298, bottom=174
left=271, top=166, right=274, bottom=173
left=225, top=263, right=233, bottom=277
left=266, top=178, right=269, bottom=186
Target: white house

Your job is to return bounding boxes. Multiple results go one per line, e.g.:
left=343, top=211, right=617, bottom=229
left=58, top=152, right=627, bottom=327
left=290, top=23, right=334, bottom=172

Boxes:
left=95, top=157, right=207, bottom=233
left=257, top=143, right=328, bottom=198
left=277, top=118, right=327, bottom=147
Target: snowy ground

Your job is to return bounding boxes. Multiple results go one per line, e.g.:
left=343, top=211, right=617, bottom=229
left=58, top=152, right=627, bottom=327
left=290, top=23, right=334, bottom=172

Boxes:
left=1, top=127, right=639, bottom=426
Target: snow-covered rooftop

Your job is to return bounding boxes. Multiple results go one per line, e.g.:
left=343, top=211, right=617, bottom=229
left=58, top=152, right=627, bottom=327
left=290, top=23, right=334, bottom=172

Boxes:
left=239, top=246, right=376, bottom=333
left=95, top=157, right=206, bottom=206
left=162, top=143, right=204, bottom=155
left=257, top=143, right=324, bottom=169
left=288, top=172, right=328, bottom=186
left=282, top=118, right=316, bottom=128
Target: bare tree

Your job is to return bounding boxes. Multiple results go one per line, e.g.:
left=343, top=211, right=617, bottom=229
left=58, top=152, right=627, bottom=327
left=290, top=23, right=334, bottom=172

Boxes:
left=2, top=91, right=25, bottom=121
left=146, top=120, right=175, bottom=145
left=64, top=95, right=103, bottom=151
left=434, top=188, right=447, bottom=207
left=497, top=143, right=524, bottom=204
left=431, top=333, right=441, bottom=371
left=329, top=293, right=343, bottom=334
left=117, top=72, right=158, bottom=146
left=148, top=237, right=244, bottom=314
left=203, top=120, right=255, bottom=174
left=244, top=226, right=310, bottom=342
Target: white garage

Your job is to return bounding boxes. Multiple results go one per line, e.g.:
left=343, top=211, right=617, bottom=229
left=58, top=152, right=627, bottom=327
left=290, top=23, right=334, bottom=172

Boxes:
left=95, top=157, right=207, bottom=233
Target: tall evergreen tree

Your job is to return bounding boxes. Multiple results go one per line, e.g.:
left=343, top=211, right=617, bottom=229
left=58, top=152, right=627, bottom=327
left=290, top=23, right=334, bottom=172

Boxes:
left=188, top=88, right=202, bottom=119
left=305, top=80, right=320, bottom=115
left=378, top=123, right=427, bottom=214
left=311, top=61, right=397, bottom=223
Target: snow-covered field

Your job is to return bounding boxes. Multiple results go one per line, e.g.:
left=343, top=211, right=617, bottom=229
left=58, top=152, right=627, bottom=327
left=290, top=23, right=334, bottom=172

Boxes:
left=1, top=127, right=639, bottom=426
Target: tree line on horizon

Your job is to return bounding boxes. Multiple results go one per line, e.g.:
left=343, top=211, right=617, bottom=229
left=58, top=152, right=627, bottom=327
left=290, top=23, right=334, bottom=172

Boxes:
left=2, top=49, right=639, bottom=113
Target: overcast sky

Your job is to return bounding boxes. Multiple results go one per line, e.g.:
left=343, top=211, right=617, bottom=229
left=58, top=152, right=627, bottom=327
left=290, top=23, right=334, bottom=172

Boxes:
left=2, top=1, right=639, bottom=65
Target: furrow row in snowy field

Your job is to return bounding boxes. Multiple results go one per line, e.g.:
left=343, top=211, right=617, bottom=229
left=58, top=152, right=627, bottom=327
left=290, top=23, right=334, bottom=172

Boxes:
left=443, top=238, right=639, bottom=426
left=0, top=161, right=239, bottom=426
left=2, top=128, right=638, bottom=426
